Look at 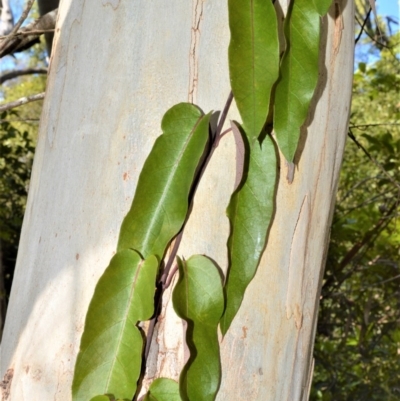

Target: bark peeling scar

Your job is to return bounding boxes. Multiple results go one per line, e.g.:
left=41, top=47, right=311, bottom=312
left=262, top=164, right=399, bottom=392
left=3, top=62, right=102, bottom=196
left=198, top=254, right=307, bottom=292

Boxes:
left=241, top=326, right=248, bottom=339
left=286, top=195, right=311, bottom=330
left=102, top=0, right=120, bottom=10
left=0, top=368, right=14, bottom=400
left=188, top=0, right=204, bottom=103
left=332, top=0, right=344, bottom=58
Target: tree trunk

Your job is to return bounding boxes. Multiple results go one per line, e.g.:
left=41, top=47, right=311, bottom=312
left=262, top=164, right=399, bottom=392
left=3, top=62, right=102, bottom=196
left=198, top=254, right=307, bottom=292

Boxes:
left=0, top=0, right=354, bottom=400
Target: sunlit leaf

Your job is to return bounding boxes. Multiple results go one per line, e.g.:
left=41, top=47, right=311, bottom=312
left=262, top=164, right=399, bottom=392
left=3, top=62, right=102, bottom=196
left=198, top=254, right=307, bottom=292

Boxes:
left=118, top=103, right=211, bottom=259
left=143, top=378, right=181, bottom=401
left=274, top=0, right=332, bottom=162
left=220, top=126, right=277, bottom=335
left=228, top=0, right=279, bottom=143
left=173, top=255, right=224, bottom=401
left=72, top=250, right=158, bottom=401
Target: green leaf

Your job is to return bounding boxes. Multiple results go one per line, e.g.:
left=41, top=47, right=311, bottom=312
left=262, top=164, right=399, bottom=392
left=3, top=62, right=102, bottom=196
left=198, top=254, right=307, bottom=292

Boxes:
left=274, top=0, right=329, bottom=162
left=72, top=250, right=158, bottom=401
left=118, top=103, right=211, bottom=259
left=228, top=0, right=279, bottom=143
left=173, top=255, right=224, bottom=401
left=313, top=0, right=332, bottom=16
left=143, top=378, right=181, bottom=401
left=220, top=128, right=277, bottom=335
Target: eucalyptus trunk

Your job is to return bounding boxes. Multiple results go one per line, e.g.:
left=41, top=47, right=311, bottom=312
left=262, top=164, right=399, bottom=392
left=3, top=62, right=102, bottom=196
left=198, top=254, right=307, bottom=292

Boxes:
left=0, top=0, right=354, bottom=400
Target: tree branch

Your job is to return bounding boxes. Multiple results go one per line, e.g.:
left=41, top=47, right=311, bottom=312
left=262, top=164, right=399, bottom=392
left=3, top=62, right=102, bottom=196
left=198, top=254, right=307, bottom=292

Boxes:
left=0, top=92, right=45, bottom=112
left=0, top=68, right=48, bottom=84
left=0, top=8, right=57, bottom=57
left=348, top=129, right=400, bottom=191
left=0, top=0, right=35, bottom=53
left=323, top=201, right=398, bottom=292
left=355, top=7, right=372, bottom=44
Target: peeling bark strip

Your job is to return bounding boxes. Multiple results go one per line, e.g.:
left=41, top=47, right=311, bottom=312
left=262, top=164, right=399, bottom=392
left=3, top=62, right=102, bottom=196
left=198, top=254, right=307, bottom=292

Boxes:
left=188, top=0, right=203, bottom=103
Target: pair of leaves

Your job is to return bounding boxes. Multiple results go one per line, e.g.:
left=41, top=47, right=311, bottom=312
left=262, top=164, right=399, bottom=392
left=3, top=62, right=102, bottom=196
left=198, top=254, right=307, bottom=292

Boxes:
left=72, top=104, right=211, bottom=401
left=229, top=0, right=332, bottom=162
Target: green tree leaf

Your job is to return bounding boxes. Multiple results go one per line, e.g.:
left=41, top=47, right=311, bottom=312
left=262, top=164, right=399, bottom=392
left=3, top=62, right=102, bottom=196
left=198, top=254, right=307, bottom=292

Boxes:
left=228, top=0, right=279, bottom=143
left=173, top=255, right=224, bottom=401
left=117, top=103, right=211, bottom=259
left=313, top=0, right=332, bottom=16
left=274, top=0, right=331, bottom=162
left=220, top=127, right=277, bottom=335
left=72, top=250, right=158, bottom=401
left=143, top=378, right=181, bottom=401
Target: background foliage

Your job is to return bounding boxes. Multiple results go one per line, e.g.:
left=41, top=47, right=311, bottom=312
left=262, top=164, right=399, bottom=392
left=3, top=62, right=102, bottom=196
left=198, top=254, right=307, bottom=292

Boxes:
left=311, top=9, right=400, bottom=401
left=0, top=1, right=399, bottom=399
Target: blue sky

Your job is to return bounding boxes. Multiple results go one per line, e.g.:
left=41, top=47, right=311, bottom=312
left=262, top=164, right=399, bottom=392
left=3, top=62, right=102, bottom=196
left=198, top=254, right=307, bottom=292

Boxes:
left=377, top=0, right=399, bottom=19
left=376, top=0, right=399, bottom=33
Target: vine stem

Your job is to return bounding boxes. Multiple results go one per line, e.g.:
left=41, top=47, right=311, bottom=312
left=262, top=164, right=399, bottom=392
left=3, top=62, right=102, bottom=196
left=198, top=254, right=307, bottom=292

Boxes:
left=137, top=91, right=234, bottom=398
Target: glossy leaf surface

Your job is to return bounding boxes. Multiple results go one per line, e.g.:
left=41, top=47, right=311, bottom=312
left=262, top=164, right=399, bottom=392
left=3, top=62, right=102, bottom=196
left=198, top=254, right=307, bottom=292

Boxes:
left=228, top=0, right=279, bottom=142
left=143, top=378, right=181, bottom=401
left=72, top=250, right=158, bottom=401
left=173, top=255, right=224, bottom=401
left=274, top=0, right=331, bottom=162
left=118, top=103, right=211, bottom=259
left=220, top=128, right=277, bottom=335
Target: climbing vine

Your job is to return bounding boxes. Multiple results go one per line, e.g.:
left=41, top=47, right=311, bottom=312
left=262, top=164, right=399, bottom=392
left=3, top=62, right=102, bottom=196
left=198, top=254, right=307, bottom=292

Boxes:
left=71, top=1, right=333, bottom=400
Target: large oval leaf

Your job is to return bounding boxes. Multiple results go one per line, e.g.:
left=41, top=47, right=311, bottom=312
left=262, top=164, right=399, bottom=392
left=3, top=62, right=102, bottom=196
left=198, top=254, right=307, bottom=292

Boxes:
left=72, top=250, right=158, bottom=401
left=173, top=255, right=224, bottom=401
left=220, top=126, right=277, bottom=335
left=274, top=0, right=332, bottom=162
left=228, top=0, right=279, bottom=143
left=117, top=103, right=211, bottom=259
left=143, top=378, right=181, bottom=401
